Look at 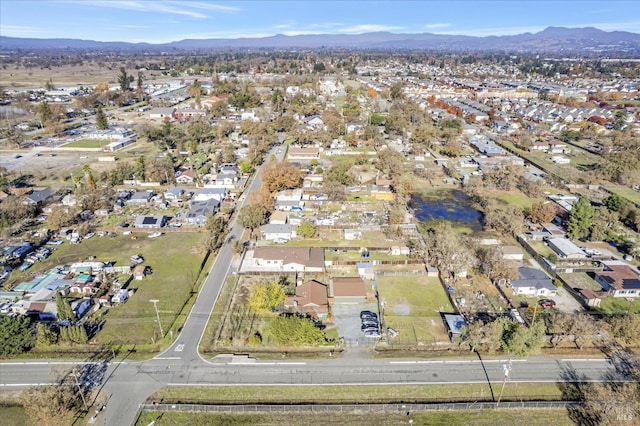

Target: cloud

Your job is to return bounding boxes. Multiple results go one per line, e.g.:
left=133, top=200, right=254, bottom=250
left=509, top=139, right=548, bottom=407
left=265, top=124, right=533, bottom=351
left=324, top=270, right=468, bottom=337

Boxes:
left=165, top=1, right=240, bottom=13
left=424, top=23, right=452, bottom=30
left=70, top=0, right=228, bottom=19
left=0, top=25, right=46, bottom=38
left=338, top=24, right=405, bottom=34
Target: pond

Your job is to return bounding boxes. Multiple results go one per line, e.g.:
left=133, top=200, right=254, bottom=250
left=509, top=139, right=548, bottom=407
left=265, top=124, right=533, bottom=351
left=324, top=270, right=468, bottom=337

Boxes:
left=408, top=190, right=484, bottom=230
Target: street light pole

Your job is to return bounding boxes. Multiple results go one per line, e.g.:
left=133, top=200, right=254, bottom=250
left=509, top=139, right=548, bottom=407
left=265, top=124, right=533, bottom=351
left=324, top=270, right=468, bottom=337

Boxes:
left=496, top=359, right=512, bottom=408
left=149, top=299, right=164, bottom=338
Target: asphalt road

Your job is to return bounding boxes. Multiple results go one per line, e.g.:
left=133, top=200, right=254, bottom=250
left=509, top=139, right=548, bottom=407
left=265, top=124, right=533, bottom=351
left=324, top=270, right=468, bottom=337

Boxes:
left=0, top=146, right=624, bottom=425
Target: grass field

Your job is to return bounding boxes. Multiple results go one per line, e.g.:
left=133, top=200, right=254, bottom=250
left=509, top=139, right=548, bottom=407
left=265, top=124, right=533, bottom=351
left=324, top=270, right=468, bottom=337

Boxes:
left=148, top=383, right=563, bottom=405
left=597, top=296, right=640, bottom=314
left=0, top=405, right=29, bottom=426
left=605, top=186, right=640, bottom=205
left=136, top=409, right=574, bottom=426
left=377, top=276, right=454, bottom=345
left=62, top=139, right=106, bottom=148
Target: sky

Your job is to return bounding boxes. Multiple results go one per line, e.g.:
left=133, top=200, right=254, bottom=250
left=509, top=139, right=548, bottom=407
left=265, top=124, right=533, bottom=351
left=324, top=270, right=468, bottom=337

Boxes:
left=1, top=0, right=639, bottom=44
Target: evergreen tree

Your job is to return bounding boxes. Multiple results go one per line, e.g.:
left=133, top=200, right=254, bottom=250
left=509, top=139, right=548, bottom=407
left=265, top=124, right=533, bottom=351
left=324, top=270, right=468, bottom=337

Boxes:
left=567, top=196, right=595, bottom=239
left=95, top=106, right=108, bottom=130
left=55, top=292, right=74, bottom=321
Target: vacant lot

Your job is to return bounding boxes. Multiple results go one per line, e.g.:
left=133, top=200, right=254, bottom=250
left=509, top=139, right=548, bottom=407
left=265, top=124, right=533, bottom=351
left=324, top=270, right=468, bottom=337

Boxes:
left=376, top=276, right=454, bottom=345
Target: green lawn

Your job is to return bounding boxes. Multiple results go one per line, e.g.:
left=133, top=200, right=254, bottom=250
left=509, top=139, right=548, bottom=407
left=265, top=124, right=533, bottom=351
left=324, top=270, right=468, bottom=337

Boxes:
left=62, top=139, right=106, bottom=148
left=377, top=276, right=454, bottom=344
left=497, top=191, right=542, bottom=209
left=605, top=186, right=640, bottom=205
left=148, top=382, right=562, bottom=405
left=136, top=409, right=573, bottom=426
left=0, top=405, right=29, bottom=426
left=597, top=296, right=640, bottom=314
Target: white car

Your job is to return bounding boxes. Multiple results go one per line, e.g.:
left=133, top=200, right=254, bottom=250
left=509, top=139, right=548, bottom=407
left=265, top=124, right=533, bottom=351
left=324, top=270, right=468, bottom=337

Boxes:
left=148, top=232, right=163, bottom=238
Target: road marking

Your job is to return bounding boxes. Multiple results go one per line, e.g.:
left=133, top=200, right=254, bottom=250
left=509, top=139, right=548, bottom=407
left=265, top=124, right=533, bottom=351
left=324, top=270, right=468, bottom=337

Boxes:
left=0, top=383, right=52, bottom=387
left=0, top=361, right=105, bottom=365
left=155, top=357, right=182, bottom=360
left=175, top=344, right=185, bottom=352
left=561, top=358, right=610, bottom=362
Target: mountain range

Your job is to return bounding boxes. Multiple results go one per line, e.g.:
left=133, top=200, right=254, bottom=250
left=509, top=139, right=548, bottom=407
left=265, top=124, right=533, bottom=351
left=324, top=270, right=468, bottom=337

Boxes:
left=1, top=27, right=639, bottom=53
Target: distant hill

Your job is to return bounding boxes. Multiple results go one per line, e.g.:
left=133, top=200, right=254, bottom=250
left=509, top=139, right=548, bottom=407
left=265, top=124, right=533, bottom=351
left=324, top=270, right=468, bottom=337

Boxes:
left=1, top=27, right=639, bottom=53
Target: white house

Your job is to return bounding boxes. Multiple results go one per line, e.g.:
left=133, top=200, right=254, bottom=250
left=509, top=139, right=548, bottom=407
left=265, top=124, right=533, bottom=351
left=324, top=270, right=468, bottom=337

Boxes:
left=344, top=229, right=362, bottom=241
left=510, top=267, right=557, bottom=297
left=260, top=224, right=297, bottom=241
left=552, top=156, right=571, bottom=164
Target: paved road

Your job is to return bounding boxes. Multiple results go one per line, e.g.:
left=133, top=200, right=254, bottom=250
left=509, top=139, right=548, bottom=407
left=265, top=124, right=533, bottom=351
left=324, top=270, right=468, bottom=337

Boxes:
left=0, top=146, right=624, bottom=425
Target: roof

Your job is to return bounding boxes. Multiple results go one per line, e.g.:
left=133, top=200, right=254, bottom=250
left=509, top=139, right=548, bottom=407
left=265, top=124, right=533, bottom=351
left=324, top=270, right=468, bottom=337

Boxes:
left=295, top=280, right=328, bottom=307
left=443, top=314, right=467, bottom=335
left=261, top=223, right=295, bottom=234
left=548, top=238, right=585, bottom=257
left=332, top=277, right=366, bottom=297
left=253, top=247, right=324, bottom=269
left=596, top=264, right=640, bottom=291
left=25, top=187, right=54, bottom=204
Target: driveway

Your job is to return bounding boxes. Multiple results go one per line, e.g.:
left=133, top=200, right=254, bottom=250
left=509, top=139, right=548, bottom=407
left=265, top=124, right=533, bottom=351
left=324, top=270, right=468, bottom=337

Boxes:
left=552, top=287, right=584, bottom=313
left=332, top=303, right=380, bottom=351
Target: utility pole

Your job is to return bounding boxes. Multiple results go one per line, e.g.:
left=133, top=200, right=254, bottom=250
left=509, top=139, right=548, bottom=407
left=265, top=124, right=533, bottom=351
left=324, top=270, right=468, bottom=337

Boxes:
left=149, top=299, right=164, bottom=338
left=496, top=359, right=512, bottom=407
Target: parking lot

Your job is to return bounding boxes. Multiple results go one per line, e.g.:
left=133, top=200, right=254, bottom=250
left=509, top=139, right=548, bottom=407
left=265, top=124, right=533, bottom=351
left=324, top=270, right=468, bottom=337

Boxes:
left=332, top=303, right=381, bottom=350
left=552, top=286, right=584, bottom=313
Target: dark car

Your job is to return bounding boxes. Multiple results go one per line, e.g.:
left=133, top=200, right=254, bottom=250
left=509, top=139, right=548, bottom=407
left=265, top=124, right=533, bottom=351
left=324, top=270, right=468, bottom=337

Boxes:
left=539, top=299, right=556, bottom=308
left=360, top=310, right=378, bottom=319
left=361, top=324, right=379, bottom=332
left=118, top=222, right=130, bottom=228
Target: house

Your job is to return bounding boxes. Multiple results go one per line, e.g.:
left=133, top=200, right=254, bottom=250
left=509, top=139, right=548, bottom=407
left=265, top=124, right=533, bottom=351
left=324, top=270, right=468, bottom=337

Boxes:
left=284, top=280, right=329, bottom=321
left=288, top=147, right=320, bottom=161
left=127, top=191, right=155, bottom=205
left=260, top=224, right=297, bottom=241
left=356, top=262, right=375, bottom=280
left=594, top=262, right=640, bottom=298
left=500, top=246, right=524, bottom=261
left=24, top=187, right=54, bottom=206
left=344, top=229, right=362, bottom=241
left=71, top=299, right=93, bottom=319
left=552, top=156, right=570, bottom=164
left=510, top=267, right=557, bottom=297
left=331, top=277, right=366, bottom=304
left=250, top=247, right=325, bottom=273
left=176, top=170, right=197, bottom=184
left=164, top=187, right=185, bottom=202
left=148, top=107, right=176, bottom=120
left=547, top=238, right=586, bottom=259
left=185, top=199, right=220, bottom=225
left=134, top=215, right=167, bottom=229
left=194, top=187, right=228, bottom=202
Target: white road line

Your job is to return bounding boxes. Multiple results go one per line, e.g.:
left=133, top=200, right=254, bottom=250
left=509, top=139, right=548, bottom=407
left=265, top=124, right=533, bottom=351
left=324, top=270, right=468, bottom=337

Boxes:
left=174, top=344, right=185, bottom=352
left=155, top=357, right=182, bottom=360
left=561, top=358, right=609, bottom=362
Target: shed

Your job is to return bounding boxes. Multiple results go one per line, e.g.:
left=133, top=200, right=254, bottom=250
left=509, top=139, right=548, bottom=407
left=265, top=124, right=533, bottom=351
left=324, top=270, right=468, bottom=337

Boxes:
left=443, top=313, right=467, bottom=342
left=331, top=277, right=366, bottom=304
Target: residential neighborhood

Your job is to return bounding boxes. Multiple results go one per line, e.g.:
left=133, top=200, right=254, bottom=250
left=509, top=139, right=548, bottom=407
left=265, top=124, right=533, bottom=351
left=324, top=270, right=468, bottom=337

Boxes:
left=1, top=15, right=640, bottom=426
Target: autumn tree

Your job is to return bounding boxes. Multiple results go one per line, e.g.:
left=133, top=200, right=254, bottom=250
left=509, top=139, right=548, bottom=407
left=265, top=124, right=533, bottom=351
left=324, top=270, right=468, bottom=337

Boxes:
left=202, top=215, right=227, bottom=252
left=483, top=202, right=526, bottom=236
left=424, top=222, right=475, bottom=281
left=477, top=246, right=519, bottom=283
left=249, top=281, right=286, bottom=313
left=20, top=372, right=88, bottom=426
left=237, top=203, right=269, bottom=238
left=462, top=320, right=504, bottom=354
left=605, top=314, right=640, bottom=347
left=261, top=160, right=302, bottom=192
left=528, top=202, right=557, bottom=224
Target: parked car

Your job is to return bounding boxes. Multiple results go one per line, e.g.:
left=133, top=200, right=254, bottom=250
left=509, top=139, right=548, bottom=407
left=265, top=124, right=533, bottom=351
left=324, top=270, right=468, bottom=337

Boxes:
left=364, top=330, right=381, bottom=338
left=131, top=255, right=144, bottom=264
left=539, top=299, right=556, bottom=308
left=361, top=324, right=379, bottom=332
left=118, top=222, right=129, bottom=228
left=360, top=310, right=378, bottom=319
left=361, top=319, right=378, bottom=328
left=148, top=232, right=162, bottom=238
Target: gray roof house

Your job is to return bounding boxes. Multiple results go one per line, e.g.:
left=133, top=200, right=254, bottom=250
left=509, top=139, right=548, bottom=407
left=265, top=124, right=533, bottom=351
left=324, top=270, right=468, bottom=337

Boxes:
left=260, top=224, right=297, bottom=241
left=185, top=199, right=220, bottom=225
left=128, top=191, right=155, bottom=204
left=547, top=238, right=586, bottom=259
left=24, top=187, right=54, bottom=205
left=164, top=187, right=185, bottom=201
left=510, top=266, right=557, bottom=297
